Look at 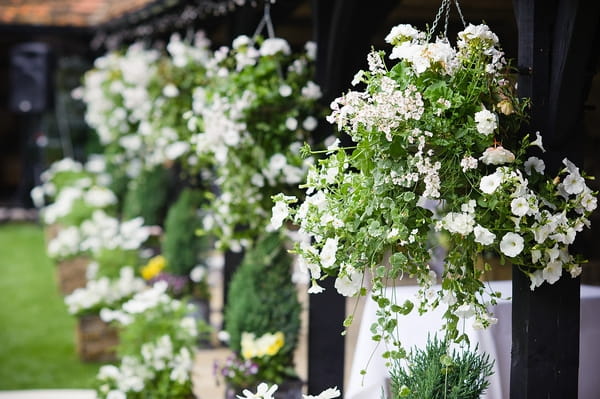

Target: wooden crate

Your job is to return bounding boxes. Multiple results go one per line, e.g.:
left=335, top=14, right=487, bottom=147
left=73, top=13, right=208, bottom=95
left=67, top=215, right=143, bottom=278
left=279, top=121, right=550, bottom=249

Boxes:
left=76, top=314, right=118, bottom=363
left=56, top=256, right=89, bottom=295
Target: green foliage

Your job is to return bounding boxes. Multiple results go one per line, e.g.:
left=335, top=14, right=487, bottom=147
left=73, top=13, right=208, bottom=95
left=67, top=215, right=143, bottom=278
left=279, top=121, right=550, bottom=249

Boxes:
left=389, top=336, right=493, bottom=399
left=0, top=224, right=100, bottom=389
left=225, top=233, right=301, bottom=366
left=122, top=166, right=169, bottom=225
left=163, top=188, right=209, bottom=276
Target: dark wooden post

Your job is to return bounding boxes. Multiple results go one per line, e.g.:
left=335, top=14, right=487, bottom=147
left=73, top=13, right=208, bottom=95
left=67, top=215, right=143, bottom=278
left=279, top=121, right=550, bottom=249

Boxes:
left=511, top=1, right=600, bottom=397
left=308, top=0, right=397, bottom=394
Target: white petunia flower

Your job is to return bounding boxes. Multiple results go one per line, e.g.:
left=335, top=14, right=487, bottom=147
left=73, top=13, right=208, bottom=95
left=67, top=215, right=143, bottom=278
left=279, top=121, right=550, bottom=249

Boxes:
left=543, top=261, right=563, bottom=284
left=285, top=117, right=298, bottom=131
left=479, top=146, right=515, bottom=165
left=530, top=131, right=546, bottom=152
left=441, top=212, right=475, bottom=235
left=455, top=303, right=475, bottom=319
left=303, top=116, right=318, bottom=131
left=334, top=270, right=363, bottom=297
left=319, top=237, right=339, bottom=268
left=259, top=38, right=291, bottom=56
left=268, top=201, right=289, bottom=231
left=303, top=387, right=341, bottom=399
left=473, top=225, right=495, bottom=245
left=479, top=172, right=502, bottom=194
left=510, top=197, right=530, bottom=217
left=524, top=156, right=545, bottom=175
left=301, top=81, right=322, bottom=100
left=305, top=41, right=317, bottom=60
left=562, top=173, right=585, bottom=195
left=499, top=232, right=524, bottom=257
left=237, top=382, right=278, bottom=399
left=189, top=266, right=206, bottom=283
left=529, top=269, right=544, bottom=290
left=279, top=84, right=292, bottom=97
left=162, top=83, right=179, bottom=98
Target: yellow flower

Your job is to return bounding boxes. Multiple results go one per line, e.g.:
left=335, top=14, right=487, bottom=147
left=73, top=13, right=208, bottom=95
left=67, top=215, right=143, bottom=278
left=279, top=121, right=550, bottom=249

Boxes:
left=241, top=332, right=258, bottom=360
left=141, top=255, right=166, bottom=280
left=265, top=331, right=285, bottom=356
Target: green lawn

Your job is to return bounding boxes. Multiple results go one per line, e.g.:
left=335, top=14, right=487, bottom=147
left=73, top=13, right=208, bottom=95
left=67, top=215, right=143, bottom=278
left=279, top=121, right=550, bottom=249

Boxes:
left=0, top=223, right=100, bottom=389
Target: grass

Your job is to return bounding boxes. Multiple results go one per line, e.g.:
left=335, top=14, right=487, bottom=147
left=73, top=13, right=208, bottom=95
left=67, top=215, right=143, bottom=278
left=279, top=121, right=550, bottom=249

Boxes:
left=0, top=223, right=100, bottom=389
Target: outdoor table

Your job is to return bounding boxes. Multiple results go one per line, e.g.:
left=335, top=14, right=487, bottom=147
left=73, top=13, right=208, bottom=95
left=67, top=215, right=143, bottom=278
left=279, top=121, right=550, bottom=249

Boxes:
left=346, top=280, right=600, bottom=399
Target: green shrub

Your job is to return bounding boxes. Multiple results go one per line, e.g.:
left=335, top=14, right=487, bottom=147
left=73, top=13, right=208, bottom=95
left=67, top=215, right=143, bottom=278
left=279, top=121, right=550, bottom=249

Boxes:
left=162, top=188, right=209, bottom=277
left=225, top=233, right=301, bottom=364
left=122, top=166, right=169, bottom=225
left=389, top=336, right=494, bottom=399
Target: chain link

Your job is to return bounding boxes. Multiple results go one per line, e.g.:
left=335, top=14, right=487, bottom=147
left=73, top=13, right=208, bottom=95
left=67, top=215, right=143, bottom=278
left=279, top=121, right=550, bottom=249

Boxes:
left=428, top=0, right=468, bottom=39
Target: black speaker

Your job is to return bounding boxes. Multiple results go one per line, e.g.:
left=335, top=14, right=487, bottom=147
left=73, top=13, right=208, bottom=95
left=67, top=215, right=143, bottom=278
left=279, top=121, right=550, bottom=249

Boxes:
left=9, top=42, right=53, bottom=114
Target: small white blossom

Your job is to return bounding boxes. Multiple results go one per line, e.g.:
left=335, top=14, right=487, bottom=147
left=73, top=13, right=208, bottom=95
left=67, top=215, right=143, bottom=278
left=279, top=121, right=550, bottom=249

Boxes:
left=303, top=387, right=341, bottom=399
left=510, top=197, right=530, bottom=217
left=479, top=172, right=502, bottom=194
left=455, top=303, right=475, bottom=319
left=285, top=117, right=298, bottom=130
left=460, top=156, right=478, bottom=171
left=543, top=260, right=563, bottom=284
left=269, top=201, right=289, bottom=231
left=499, top=232, right=524, bottom=257
left=474, top=109, right=497, bottom=135
left=473, top=225, right=495, bottom=245
left=303, top=116, right=318, bottom=131
left=530, top=131, right=546, bottom=152
left=279, top=84, right=292, bottom=97
left=334, top=270, right=363, bottom=297
left=524, top=156, right=545, bottom=175
left=319, top=238, right=339, bottom=268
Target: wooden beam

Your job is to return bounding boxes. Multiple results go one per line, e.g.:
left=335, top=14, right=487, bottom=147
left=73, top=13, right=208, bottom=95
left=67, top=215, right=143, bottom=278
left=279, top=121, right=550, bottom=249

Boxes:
left=509, top=0, right=600, bottom=397
left=308, top=0, right=397, bottom=394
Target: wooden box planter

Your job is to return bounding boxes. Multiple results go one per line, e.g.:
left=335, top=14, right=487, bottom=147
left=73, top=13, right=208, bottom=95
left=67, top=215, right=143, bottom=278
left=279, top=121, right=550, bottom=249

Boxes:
left=76, top=314, right=118, bottom=363
left=56, top=256, right=89, bottom=295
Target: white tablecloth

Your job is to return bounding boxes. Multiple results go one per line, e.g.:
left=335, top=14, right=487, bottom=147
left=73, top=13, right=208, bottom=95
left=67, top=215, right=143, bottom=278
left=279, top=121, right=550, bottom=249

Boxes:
left=346, top=281, right=600, bottom=399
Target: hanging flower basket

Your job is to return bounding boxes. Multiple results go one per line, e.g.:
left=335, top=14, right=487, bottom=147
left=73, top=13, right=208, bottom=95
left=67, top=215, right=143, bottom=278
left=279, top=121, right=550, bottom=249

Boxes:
left=75, top=314, right=118, bottom=362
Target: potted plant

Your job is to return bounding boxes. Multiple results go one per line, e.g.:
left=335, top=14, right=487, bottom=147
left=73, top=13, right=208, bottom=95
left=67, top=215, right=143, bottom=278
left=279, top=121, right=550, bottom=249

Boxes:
left=272, top=22, right=597, bottom=361
left=97, top=282, right=210, bottom=399
left=64, top=266, right=146, bottom=362
left=219, top=232, right=302, bottom=398
left=389, top=336, right=493, bottom=399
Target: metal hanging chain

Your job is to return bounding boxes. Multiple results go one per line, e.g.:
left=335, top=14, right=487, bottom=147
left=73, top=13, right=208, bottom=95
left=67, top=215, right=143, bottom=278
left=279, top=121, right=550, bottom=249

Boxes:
left=453, top=0, right=467, bottom=28
left=428, top=0, right=467, bottom=39
left=252, top=1, right=276, bottom=40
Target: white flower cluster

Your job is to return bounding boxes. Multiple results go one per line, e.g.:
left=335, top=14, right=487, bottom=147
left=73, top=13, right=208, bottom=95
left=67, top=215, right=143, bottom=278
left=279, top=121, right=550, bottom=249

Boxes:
left=33, top=155, right=114, bottom=224
left=79, top=210, right=151, bottom=253
left=46, top=210, right=150, bottom=260
left=236, top=383, right=340, bottom=399
left=97, top=335, right=194, bottom=398
left=64, top=266, right=146, bottom=315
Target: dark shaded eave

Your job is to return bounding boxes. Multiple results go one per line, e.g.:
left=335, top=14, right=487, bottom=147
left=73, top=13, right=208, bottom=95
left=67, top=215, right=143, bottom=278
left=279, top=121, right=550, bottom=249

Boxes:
left=0, top=22, right=94, bottom=35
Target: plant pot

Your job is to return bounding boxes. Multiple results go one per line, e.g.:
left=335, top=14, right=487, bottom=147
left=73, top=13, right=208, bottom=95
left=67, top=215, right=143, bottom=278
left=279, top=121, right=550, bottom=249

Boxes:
left=56, top=256, right=89, bottom=295
left=225, top=378, right=303, bottom=399
left=76, top=314, right=118, bottom=362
